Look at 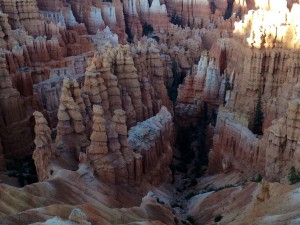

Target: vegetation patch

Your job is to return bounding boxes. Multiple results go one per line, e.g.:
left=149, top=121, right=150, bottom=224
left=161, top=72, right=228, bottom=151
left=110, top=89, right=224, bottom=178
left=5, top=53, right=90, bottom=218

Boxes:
left=288, top=166, right=300, bottom=185
left=186, top=215, right=195, bottom=224
left=214, top=214, right=223, bottom=222
left=185, top=192, right=198, bottom=200
left=142, top=23, right=154, bottom=37
left=170, top=12, right=183, bottom=27
left=251, top=174, right=263, bottom=183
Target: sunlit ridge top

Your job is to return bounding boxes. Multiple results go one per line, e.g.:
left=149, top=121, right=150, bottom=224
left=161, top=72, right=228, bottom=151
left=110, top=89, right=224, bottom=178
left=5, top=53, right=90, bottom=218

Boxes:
left=234, top=0, right=300, bottom=49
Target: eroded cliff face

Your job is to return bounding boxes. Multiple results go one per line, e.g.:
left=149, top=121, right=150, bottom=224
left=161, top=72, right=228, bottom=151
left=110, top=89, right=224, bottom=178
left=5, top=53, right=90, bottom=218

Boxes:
left=206, top=0, right=300, bottom=182
left=0, top=0, right=243, bottom=164
left=3, top=0, right=300, bottom=225
left=30, top=38, right=174, bottom=186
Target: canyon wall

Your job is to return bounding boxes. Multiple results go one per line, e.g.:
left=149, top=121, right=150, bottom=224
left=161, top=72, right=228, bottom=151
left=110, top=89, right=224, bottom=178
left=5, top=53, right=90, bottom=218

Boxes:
left=207, top=1, right=300, bottom=181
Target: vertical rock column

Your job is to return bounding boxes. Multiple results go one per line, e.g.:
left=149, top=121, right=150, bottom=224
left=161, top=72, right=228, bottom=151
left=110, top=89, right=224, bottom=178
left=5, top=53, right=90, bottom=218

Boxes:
left=97, top=48, right=123, bottom=115
left=72, top=79, right=91, bottom=135
left=147, top=43, right=173, bottom=113
left=0, top=51, right=32, bottom=159
left=84, top=60, right=110, bottom=115
left=84, top=63, right=102, bottom=104
left=121, top=88, right=137, bottom=128
left=203, top=58, right=222, bottom=100
left=107, top=122, right=129, bottom=185
left=195, top=51, right=209, bottom=91
left=32, top=111, right=54, bottom=181
left=86, top=106, right=134, bottom=185
left=141, top=77, right=154, bottom=119
left=115, top=45, right=143, bottom=121
left=112, top=109, right=136, bottom=185
left=87, top=105, right=115, bottom=183
left=56, top=78, right=85, bottom=140
left=105, top=73, right=122, bottom=114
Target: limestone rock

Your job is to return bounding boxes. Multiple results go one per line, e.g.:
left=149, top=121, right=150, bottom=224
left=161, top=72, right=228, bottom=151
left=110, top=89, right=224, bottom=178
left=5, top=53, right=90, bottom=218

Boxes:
left=208, top=110, right=260, bottom=175
left=56, top=78, right=85, bottom=139
left=121, top=88, right=137, bottom=128
left=131, top=39, right=173, bottom=118
left=0, top=0, right=46, bottom=36
left=32, top=111, right=54, bottom=181
left=115, top=45, right=143, bottom=121
left=176, top=52, right=223, bottom=124
left=0, top=51, right=32, bottom=162
left=87, top=105, right=134, bottom=185
left=128, top=106, right=174, bottom=185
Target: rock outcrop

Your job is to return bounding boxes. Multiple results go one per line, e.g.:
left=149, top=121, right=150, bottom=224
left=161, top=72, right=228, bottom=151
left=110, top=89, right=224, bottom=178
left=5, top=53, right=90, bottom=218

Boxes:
left=87, top=105, right=134, bottom=185
left=86, top=104, right=173, bottom=186
left=0, top=51, right=33, bottom=160
left=208, top=109, right=261, bottom=175
left=128, top=106, right=174, bottom=185
left=32, top=111, right=54, bottom=181
left=0, top=0, right=46, bottom=36
left=208, top=0, right=300, bottom=181
left=176, top=51, right=223, bottom=124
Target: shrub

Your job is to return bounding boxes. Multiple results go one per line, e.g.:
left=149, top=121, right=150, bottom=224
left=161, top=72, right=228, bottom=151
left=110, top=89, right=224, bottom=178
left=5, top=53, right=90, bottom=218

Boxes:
left=252, top=174, right=263, bottom=183
left=171, top=201, right=183, bottom=209
left=142, top=23, right=154, bottom=37
left=203, top=184, right=235, bottom=193
left=170, top=13, right=183, bottom=27
left=176, top=187, right=183, bottom=192
left=223, top=76, right=231, bottom=105
left=156, top=197, right=165, bottom=204
left=152, top=35, right=160, bottom=43
left=188, top=178, right=198, bottom=187
left=174, top=217, right=179, bottom=224
left=176, top=163, right=187, bottom=173
left=125, top=26, right=133, bottom=43
left=251, top=94, right=264, bottom=135
left=215, top=184, right=235, bottom=192
left=185, top=192, right=197, bottom=200
left=288, top=166, right=300, bottom=184
left=186, top=215, right=195, bottom=224
left=214, top=214, right=223, bottom=222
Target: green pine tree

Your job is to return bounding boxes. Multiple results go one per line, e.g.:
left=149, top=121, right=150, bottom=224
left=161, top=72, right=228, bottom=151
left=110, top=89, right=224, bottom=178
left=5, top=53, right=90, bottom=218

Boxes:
left=252, top=94, right=264, bottom=135
left=288, top=166, right=300, bottom=184
left=142, top=23, right=154, bottom=37
left=223, top=77, right=231, bottom=106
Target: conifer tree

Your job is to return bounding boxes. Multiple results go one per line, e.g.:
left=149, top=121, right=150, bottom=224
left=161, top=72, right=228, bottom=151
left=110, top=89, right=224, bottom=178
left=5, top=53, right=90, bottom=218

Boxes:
left=252, top=94, right=264, bottom=135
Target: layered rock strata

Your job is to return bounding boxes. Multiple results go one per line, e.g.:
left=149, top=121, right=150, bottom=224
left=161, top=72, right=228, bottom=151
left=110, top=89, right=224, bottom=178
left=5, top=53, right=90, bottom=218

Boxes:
left=32, top=111, right=54, bottom=181
left=208, top=1, right=300, bottom=181
left=176, top=51, right=223, bottom=123
left=86, top=105, right=139, bottom=185
left=0, top=51, right=33, bottom=160
left=128, top=106, right=174, bottom=185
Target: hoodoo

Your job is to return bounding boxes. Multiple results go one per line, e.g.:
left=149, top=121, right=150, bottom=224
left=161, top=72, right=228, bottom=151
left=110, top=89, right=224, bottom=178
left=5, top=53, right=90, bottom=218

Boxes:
left=1, top=0, right=300, bottom=224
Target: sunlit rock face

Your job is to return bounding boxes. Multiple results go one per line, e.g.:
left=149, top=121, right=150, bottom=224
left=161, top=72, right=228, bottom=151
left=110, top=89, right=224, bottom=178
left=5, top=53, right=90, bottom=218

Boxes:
left=234, top=0, right=300, bottom=49
left=208, top=0, right=300, bottom=181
